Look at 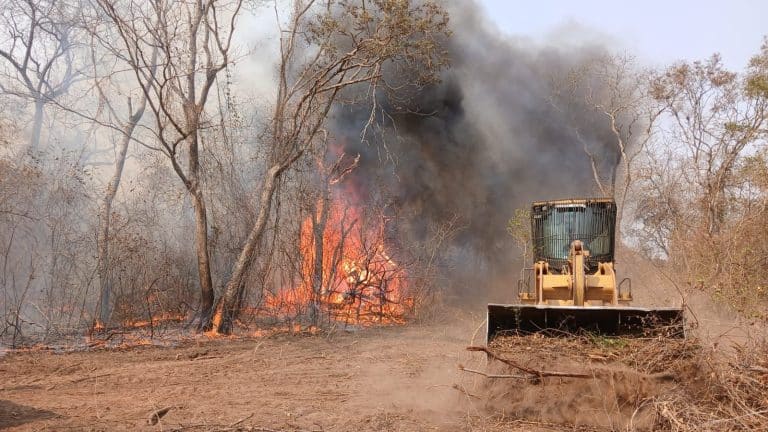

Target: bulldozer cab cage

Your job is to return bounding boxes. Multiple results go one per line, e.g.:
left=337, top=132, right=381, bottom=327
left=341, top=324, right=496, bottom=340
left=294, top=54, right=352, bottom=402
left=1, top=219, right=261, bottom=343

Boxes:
left=486, top=197, right=685, bottom=343
left=532, top=198, right=615, bottom=273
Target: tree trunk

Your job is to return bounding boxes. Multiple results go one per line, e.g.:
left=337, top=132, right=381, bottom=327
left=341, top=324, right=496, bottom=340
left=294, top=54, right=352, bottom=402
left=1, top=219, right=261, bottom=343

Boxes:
left=30, top=100, right=44, bottom=151
left=95, top=100, right=146, bottom=328
left=191, top=188, right=215, bottom=331
left=95, top=134, right=129, bottom=327
left=183, top=95, right=216, bottom=330
left=212, top=165, right=280, bottom=334
left=95, top=207, right=112, bottom=328
left=310, top=200, right=327, bottom=326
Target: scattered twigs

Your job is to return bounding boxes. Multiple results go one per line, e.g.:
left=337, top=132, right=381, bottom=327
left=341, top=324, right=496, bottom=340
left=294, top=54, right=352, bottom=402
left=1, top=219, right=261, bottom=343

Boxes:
left=69, top=372, right=112, bottom=384
left=652, top=338, right=768, bottom=431
left=469, top=318, right=486, bottom=346
left=167, top=425, right=321, bottom=432
left=228, top=412, right=254, bottom=427
left=44, top=372, right=113, bottom=390
left=451, top=383, right=481, bottom=399
left=86, top=330, right=126, bottom=348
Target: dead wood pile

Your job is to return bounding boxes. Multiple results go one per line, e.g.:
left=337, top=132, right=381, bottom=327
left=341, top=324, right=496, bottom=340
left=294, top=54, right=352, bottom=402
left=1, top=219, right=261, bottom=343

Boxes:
left=462, top=332, right=768, bottom=431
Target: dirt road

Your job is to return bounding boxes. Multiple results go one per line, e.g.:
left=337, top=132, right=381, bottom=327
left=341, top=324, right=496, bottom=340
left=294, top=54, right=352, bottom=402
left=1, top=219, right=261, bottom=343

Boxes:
left=0, top=320, right=494, bottom=431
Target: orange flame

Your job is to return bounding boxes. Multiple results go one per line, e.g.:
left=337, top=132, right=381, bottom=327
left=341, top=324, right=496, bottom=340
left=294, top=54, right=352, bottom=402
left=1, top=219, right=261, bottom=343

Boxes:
left=262, top=198, right=410, bottom=325
left=119, top=312, right=186, bottom=329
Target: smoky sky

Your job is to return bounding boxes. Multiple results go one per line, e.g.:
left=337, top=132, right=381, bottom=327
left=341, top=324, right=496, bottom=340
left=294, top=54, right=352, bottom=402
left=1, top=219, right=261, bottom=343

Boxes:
left=330, top=3, right=628, bottom=296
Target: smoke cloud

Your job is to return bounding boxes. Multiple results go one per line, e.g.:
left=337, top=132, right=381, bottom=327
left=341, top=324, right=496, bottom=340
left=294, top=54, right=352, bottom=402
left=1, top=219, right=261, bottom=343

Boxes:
left=331, top=3, right=629, bottom=300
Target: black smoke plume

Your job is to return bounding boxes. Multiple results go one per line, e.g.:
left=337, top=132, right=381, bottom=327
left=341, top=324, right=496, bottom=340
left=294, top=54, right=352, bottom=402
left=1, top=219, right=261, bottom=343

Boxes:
left=331, top=3, right=628, bottom=301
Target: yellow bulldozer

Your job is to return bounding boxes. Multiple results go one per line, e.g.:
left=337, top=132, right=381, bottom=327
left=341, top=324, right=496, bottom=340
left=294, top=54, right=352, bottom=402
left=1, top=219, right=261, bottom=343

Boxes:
left=487, top=198, right=684, bottom=343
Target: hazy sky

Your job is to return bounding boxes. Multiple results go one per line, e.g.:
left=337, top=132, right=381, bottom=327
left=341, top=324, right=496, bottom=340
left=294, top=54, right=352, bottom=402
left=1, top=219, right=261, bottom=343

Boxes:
left=477, top=0, right=767, bottom=70
left=237, top=1, right=766, bottom=100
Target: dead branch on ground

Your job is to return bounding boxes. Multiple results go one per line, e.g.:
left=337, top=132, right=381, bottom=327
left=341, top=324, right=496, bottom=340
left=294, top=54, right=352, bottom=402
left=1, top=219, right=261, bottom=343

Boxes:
left=467, top=345, right=593, bottom=379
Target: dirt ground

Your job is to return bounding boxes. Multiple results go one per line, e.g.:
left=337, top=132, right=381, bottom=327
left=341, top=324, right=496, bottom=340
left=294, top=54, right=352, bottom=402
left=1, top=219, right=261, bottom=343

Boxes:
left=2, top=305, right=763, bottom=432
left=0, top=316, right=513, bottom=432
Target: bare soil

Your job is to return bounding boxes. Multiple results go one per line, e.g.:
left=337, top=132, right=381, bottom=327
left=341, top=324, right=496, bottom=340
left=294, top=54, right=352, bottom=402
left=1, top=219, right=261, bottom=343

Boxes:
left=2, top=309, right=764, bottom=432
left=0, top=320, right=490, bottom=432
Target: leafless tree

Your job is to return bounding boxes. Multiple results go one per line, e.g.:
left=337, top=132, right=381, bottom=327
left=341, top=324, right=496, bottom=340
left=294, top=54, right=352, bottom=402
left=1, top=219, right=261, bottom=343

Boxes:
left=95, top=0, right=244, bottom=330
left=0, top=0, right=84, bottom=151
left=89, top=48, right=157, bottom=327
left=555, top=53, right=663, bottom=223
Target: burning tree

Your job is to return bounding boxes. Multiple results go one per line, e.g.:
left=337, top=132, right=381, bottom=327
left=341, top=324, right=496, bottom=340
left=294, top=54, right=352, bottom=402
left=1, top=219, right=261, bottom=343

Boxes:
left=0, top=0, right=449, bottom=340
left=261, top=189, right=411, bottom=327
left=209, top=0, right=450, bottom=334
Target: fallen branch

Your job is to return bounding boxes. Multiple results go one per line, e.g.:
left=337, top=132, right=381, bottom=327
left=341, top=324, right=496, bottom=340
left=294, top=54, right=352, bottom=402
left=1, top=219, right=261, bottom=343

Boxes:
left=191, top=355, right=224, bottom=362
left=451, top=383, right=481, bottom=399
left=469, top=318, right=487, bottom=346
left=148, top=406, right=173, bottom=425
left=229, top=412, right=254, bottom=427
left=468, top=345, right=677, bottom=383
left=68, top=373, right=113, bottom=385
left=467, top=345, right=592, bottom=378
left=458, top=364, right=532, bottom=380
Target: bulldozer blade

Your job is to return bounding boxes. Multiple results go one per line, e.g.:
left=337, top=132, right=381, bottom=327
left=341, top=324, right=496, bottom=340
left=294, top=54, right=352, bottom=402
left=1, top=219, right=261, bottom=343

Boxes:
left=487, top=304, right=685, bottom=343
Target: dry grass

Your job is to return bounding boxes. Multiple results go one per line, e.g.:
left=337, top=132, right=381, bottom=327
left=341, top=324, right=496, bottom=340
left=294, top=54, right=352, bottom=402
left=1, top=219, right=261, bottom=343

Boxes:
left=650, top=338, right=768, bottom=431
